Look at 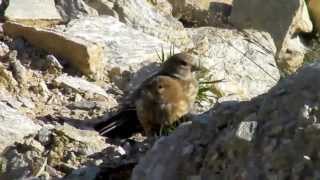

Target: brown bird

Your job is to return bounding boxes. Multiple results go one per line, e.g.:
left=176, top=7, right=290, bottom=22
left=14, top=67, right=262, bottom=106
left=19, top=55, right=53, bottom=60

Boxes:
left=95, top=52, right=199, bottom=137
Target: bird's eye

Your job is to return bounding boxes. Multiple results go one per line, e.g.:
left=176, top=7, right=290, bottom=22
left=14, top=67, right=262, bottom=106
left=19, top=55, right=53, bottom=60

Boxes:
left=180, top=61, right=188, bottom=66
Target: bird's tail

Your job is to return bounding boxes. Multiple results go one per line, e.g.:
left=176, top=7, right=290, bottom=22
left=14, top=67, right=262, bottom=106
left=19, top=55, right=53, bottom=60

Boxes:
left=94, top=108, right=142, bottom=138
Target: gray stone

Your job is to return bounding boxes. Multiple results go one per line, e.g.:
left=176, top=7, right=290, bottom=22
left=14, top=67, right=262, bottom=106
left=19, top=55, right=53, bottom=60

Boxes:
left=88, top=0, right=192, bottom=48
left=54, top=124, right=108, bottom=156
left=236, top=121, right=257, bottom=141
left=55, top=0, right=98, bottom=22
left=0, top=102, right=41, bottom=153
left=8, top=50, right=27, bottom=85
left=68, top=100, right=97, bottom=110
left=36, top=128, right=52, bottom=146
left=0, top=91, right=22, bottom=109
left=65, top=16, right=180, bottom=90
left=0, top=42, right=9, bottom=58
left=4, top=0, right=62, bottom=27
left=187, top=27, right=280, bottom=110
left=230, top=0, right=312, bottom=73
left=64, top=166, right=100, bottom=180
left=46, top=55, right=63, bottom=72
left=17, top=96, right=35, bottom=109
left=3, top=22, right=104, bottom=79
left=0, top=123, right=108, bottom=179
left=168, top=0, right=233, bottom=27
left=54, top=74, right=117, bottom=108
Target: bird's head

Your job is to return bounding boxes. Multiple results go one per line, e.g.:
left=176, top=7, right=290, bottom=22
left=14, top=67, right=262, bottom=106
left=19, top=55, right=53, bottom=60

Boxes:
left=160, top=52, right=200, bottom=80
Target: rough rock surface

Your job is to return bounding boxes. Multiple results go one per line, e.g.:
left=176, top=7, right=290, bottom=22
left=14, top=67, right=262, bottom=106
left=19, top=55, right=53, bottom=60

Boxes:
left=0, top=124, right=108, bottom=179
left=132, top=61, right=320, bottom=180
left=54, top=74, right=118, bottom=108
left=230, top=0, right=312, bottom=74
left=188, top=27, right=280, bottom=111
left=168, top=0, right=233, bottom=27
left=4, top=0, right=62, bottom=27
left=0, top=102, right=41, bottom=153
left=3, top=22, right=104, bottom=79
left=65, top=16, right=179, bottom=90
left=55, top=0, right=99, bottom=22
left=90, top=0, right=192, bottom=48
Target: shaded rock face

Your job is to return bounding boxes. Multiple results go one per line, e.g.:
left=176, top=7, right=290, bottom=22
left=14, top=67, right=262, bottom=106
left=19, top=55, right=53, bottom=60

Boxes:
left=55, top=0, right=99, bottom=22
left=308, top=0, right=320, bottom=32
left=0, top=124, right=153, bottom=180
left=132, top=61, right=320, bottom=180
left=230, top=0, right=312, bottom=74
left=168, top=0, right=233, bottom=27
left=4, top=0, right=62, bottom=27
left=0, top=102, right=41, bottom=153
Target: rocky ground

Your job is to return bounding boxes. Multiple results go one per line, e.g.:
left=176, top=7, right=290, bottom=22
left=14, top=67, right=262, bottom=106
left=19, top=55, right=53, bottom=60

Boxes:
left=0, top=0, right=319, bottom=180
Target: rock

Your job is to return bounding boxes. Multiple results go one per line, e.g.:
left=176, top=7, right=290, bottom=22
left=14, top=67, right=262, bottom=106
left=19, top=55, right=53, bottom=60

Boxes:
left=308, top=0, right=320, bottom=32
left=147, top=0, right=173, bottom=16
left=0, top=124, right=108, bottom=179
left=64, top=166, right=100, bottom=180
left=67, top=100, right=97, bottom=110
left=55, top=0, right=98, bottom=22
left=236, top=120, right=257, bottom=141
left=0, top=91, right=22, bottom=109
left=168, top=0, right=233, bottom=27
left=65, top=16, right=179, bottom=90
left=0, top=63, right=18, bottom=91
left=91, top=0, right=192, bottom=48
left=8, top=50, right=28, bottom=85
left=17, top=96, right=35, bottom=109
left=230, top=0, right=312, bottom=74
left=55, top=74, right=107, bottom=97
left=54, top=74, right=118, bottom=108
left=3, top=22, right=104, bottom=79
left=132, top=61, right=320, bottom=180
left=46, top=54, right=63, bottom=73
left=86, top=0, right=118, bottom=17
left=0, top=102, right=41, bottom=153
left=4, top=0, right=62, bottom=27
left=53, top=124, right=107, bottom=156
left=187, top=27, right=280, bottom=110
left=0, top=139, right=48, bottom=179
left=0, top=41, right=9, bottom=58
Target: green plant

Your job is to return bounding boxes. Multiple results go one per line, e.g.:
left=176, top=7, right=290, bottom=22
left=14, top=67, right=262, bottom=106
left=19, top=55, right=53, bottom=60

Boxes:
left=154, top=44, right=175, bottom=63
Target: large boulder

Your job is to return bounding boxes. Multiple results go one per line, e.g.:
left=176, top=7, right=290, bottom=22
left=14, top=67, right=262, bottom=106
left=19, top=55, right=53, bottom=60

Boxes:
left=167, top=0, right=233, bottom=27
left=0, top=102, right=41, bottom=153
left=187, top=27, right=280, bottom=111
left=3, top=22, right=104, bottom=80
left=230, top=0, right=313, bottom=74
left=4, top=0, right=62, bottom=27
left=132, top=61, right=320, bottom=180
left=85, top=0, right=192, bottom=48
left=55, top=0, right=99, bottom=22
left=65, top=16, right=179, bottom=90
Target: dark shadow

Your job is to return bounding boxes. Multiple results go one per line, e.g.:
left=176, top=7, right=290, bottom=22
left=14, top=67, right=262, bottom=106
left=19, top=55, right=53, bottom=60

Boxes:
left=6, top=37, right=84, bottom=78
left=178, top=2, right=233, bottom=29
